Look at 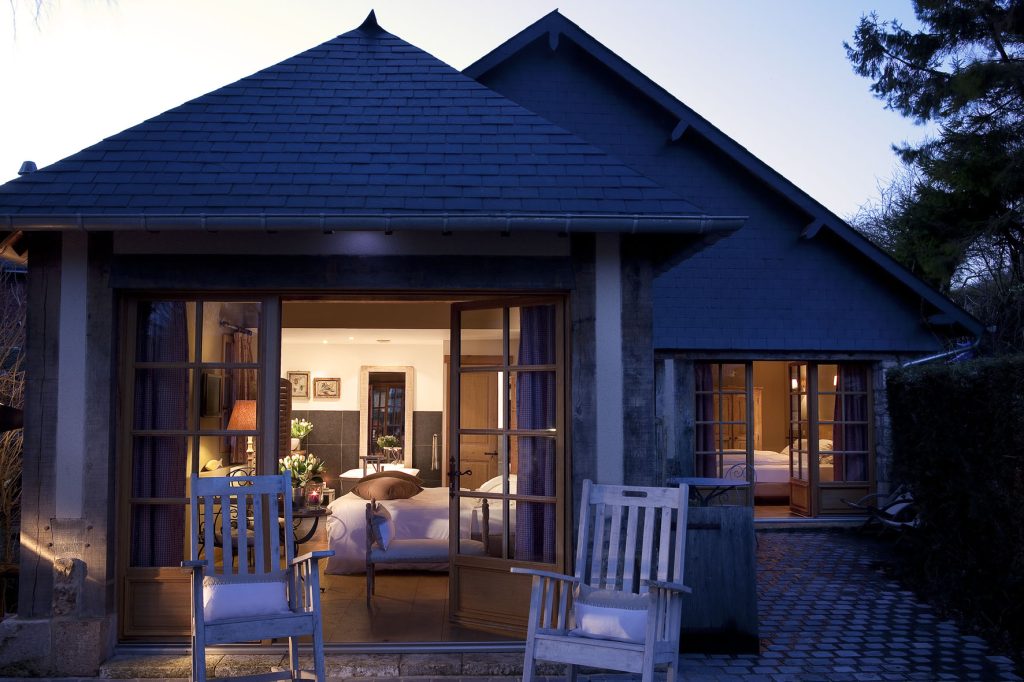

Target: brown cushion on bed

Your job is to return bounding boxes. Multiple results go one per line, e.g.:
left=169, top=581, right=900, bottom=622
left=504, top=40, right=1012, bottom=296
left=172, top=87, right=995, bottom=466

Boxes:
left=352, top=476, right=422, bottom=501
left=359, top=470, right=423, bottom=486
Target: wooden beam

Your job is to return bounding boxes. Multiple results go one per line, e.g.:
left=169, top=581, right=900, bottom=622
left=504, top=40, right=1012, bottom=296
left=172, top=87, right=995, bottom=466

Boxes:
left=801, top=219, right=825, bottom=239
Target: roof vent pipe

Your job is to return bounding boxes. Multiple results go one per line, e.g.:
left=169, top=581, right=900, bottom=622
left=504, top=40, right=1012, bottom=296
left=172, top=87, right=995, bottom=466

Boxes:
left=18, top=161, right=37, bottom=176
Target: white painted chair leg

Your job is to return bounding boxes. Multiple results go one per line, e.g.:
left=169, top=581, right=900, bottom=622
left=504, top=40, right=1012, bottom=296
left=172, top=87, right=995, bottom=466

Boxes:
left=312, top=622, right=327, bottom=682
left=521, top=644, right=536, bottom=682
left=288, top=635, right=300, bottom=678
left=666, top=654, right=679, bottom=682
left=192, top=634, right=206, bottom=682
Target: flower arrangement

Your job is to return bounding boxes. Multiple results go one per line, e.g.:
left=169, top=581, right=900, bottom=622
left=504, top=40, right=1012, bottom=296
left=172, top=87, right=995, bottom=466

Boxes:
left=376, top=434, right=401, bottom=450
left=290, top=418, right=314, bottom=439
left=280, top=452, right=324, bottom=487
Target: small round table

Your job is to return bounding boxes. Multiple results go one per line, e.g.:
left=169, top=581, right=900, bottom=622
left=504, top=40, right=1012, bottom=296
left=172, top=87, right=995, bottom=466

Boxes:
left=290, top=506, right=332, bottom=546
left=668, top=477, right=750, bottom=506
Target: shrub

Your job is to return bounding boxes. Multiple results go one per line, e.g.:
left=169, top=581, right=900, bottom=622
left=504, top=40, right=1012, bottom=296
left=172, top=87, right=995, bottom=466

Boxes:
left=887, top=356, right=1024, bottom=656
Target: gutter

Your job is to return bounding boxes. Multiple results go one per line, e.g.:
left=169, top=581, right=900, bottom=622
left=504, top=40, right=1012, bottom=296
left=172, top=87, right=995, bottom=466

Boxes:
left=1, top=212, right=746, bottom=235
left=901, top=335, right=982, bottom=367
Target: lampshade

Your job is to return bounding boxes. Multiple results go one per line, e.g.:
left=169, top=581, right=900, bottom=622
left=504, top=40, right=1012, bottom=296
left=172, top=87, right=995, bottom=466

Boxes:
left=226, top=400, right=257, bottom=431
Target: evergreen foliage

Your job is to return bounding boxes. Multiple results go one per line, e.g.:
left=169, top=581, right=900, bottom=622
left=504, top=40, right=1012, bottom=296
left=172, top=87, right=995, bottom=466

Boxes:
left=846, top=1, right=1024, bottom=352
left=887, top=357, right=1024, bottom=658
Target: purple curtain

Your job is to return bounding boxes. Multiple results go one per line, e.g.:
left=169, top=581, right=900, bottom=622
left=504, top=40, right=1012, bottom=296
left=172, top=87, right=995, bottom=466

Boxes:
left=832, top=365, right=868, bottom=482
left=515, top=305, right=556, bottom=564
left=694, top=364, right=717, bottom=476
left=131, top=302, right=189, bottom=567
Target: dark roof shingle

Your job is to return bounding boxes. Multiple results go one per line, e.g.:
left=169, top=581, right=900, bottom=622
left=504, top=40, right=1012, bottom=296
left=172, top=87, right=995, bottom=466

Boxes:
left=0, top=14, right=703, bottom=218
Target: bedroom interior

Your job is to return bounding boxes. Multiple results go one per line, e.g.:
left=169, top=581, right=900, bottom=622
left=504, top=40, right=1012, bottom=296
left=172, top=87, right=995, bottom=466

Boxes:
left=279, top=298, right=537, bottom=643
left=697, top=360, right=871, bottom=518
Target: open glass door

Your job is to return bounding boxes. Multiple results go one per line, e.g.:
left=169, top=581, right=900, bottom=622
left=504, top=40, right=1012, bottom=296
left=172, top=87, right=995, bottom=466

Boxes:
left=788, top=362, right=813, bottom=515
left=448, top=298, right=566, bottom=635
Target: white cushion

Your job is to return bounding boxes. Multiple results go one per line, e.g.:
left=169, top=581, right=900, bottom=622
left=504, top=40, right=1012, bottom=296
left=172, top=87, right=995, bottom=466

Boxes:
left=571, top=585, right=650, bottom=643
left=202, top=575, right=290, bottom=623
left=370, top=503, right=394, bottom=550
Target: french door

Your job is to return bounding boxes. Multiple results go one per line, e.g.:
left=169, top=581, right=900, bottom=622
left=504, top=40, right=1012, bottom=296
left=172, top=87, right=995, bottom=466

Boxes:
left=117, top=296, right=275, bottom=639
left=788, top=362, right=872, bottom=515
left=447, top=298, right=567, bottom=634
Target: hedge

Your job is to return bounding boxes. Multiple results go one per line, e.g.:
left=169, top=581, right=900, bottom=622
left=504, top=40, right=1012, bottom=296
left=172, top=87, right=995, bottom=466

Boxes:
left=887, top=356, right=1024, bottom=656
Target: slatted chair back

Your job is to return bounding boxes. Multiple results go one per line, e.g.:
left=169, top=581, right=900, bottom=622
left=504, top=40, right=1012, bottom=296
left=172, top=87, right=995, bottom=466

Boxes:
left=189, top=472, right=294, bottom=578
left=575, top=480, right=688, bottom=595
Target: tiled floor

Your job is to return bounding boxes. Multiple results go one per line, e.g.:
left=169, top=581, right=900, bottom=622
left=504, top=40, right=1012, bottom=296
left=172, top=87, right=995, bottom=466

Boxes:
left=673, top=529, right=1023, bottom=681
left=76, top=529, right=1024, bottom=681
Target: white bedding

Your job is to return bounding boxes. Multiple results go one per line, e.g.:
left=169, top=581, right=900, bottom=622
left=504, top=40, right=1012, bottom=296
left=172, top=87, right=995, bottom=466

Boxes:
left=324, top=486, right=511, bottom=574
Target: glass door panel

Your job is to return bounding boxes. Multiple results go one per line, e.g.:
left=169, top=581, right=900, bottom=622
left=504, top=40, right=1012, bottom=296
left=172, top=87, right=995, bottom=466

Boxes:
left=449, top=297, right=565, bottom=635
left=119, top=297, right=267, bottom=640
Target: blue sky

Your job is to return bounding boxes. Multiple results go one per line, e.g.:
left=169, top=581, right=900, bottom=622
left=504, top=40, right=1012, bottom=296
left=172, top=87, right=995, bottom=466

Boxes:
left=0, top=0, right=928, bottom=218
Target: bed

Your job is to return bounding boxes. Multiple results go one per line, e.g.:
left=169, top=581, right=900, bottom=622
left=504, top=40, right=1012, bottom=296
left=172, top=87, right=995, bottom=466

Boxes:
left=324, top=477, right=514, bottom=574
left=721, top=441, right=835, bottom=500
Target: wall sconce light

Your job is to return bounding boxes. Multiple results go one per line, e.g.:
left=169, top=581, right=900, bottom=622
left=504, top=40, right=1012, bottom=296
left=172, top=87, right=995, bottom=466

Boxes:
left=790, top=378, right=798, bottom=390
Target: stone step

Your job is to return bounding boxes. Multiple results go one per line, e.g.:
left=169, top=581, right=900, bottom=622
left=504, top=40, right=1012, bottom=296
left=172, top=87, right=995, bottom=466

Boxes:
left=96, top=652, right=572, bottom=680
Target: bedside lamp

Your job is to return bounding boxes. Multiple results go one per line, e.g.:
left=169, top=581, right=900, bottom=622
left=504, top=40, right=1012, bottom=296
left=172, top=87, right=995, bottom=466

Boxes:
left=227, top=400, right=257, bottom=470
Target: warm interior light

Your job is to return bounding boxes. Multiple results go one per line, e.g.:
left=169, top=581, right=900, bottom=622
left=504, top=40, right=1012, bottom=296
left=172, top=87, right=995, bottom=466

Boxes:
left=833, top=374, right=838, bottom=387
left=790, top=378, right=798, bottom=390
left=227, top=400, right=257, bottom=469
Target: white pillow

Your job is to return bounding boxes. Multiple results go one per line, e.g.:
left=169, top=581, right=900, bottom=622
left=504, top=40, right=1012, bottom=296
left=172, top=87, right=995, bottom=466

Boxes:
left=571, top=585, right=649, bottom=643
left=202, top=576, right=290, bottom=623
left=477, top=474, right=517, bottom=493
left=370, top=503, right=394, bottom=550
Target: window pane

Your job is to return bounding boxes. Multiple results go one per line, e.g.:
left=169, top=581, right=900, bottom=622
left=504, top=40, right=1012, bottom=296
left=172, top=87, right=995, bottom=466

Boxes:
left=133, top=369, right=193, bottom=431
left=513, top=436, right=556, bottom=493
left=459, top=371, right=500, bottom=430
left=513, top=500, right=555, bottom=563
left=135, top=301, right=193, bottom=363
left=202, top=301, right=261, bottom=363
left=130, top=503, right=187, bottom=567
left=460, top=307, right=504, bottom=361
left=131, top=436, right=190, bottom=499
left=510, top=370, right=556, bottom=431
left=510, top=304, right=556, bottom=366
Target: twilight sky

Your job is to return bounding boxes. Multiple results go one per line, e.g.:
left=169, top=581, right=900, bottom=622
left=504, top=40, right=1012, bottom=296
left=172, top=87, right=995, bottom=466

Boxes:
left=1, top=0, right=929, bottom=219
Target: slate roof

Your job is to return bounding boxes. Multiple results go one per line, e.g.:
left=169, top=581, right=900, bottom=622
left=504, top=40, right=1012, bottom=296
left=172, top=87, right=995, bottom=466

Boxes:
left=0, top=12, right=727, bottom=232
left=466, top=10, right=983, bottom=337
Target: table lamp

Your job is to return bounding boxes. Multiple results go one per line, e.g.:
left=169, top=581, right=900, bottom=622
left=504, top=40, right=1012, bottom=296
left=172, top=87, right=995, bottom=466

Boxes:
left=227, top=399, right=257, bottom=469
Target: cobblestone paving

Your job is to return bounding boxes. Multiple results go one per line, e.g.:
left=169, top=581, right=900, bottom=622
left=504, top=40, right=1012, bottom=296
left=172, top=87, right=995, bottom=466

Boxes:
left=670, top=529, right=1023, bottom=682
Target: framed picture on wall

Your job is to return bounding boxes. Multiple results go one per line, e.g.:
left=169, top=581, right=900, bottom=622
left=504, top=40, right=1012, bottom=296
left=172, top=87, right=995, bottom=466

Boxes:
left=313, top=377, right=340, bottom=399
left=287, top=371, right=310, bottom=398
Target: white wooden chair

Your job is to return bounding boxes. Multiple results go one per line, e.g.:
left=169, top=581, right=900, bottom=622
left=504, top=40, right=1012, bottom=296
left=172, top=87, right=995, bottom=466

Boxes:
left=184, top=472, right=333, bottom=682
left=513, top=480, right=691, bottom=682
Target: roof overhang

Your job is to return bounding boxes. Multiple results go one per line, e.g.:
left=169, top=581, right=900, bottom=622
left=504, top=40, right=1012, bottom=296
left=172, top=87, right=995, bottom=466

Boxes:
left=2, top=212, right=746, bottom=236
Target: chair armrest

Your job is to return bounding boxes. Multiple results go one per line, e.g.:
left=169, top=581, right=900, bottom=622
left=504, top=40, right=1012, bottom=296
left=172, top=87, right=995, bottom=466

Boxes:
left=290, top=549, right=335, bottom=566
left=642, top=578, right=692, bottom=594
left=181, top=559, right=206, bottom=571
left=510, top=567, right=579, bottom=585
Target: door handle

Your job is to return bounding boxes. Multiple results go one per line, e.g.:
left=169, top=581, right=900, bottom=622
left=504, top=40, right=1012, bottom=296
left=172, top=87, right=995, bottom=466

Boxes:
left=456, top=469, right=473, bottom=477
